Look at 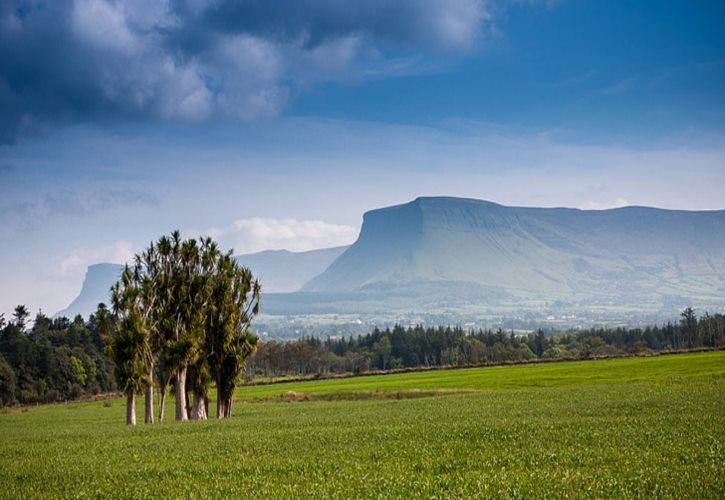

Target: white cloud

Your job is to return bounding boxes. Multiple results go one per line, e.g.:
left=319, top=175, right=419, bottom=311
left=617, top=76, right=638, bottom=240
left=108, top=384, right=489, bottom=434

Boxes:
left=206, top=218, right=358, bottom=254
left=56, top=240, right=135, bottom=278
left=431, top=0, right=490, bottom=50
left=71, top=0, right=140, bottom=54
left=580, top=198, right=631, bottom=210
left=157, top=58, right=214, bottom=121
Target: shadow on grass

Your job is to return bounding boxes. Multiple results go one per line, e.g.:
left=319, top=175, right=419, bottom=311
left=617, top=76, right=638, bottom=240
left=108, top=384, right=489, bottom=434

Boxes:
left=247, top=388, right=480, bottom=404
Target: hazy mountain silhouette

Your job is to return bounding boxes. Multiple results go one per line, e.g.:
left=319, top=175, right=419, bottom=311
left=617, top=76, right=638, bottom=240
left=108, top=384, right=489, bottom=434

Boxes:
left=57, top=197, right=725, bottom=321
left=55, top=263, right=126, bottom=320
left=54, top=246, right=348, bottom=319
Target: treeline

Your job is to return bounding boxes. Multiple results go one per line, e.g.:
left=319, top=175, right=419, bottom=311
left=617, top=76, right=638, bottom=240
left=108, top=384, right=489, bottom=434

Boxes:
left=2, top=305, right=723, bottom=408
left=0, top=306, right=116, bottom=406
left=246, top=308, right=725, bottom=377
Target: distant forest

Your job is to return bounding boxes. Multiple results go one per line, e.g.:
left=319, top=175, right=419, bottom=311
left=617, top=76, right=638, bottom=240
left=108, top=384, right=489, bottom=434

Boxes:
left=245, top=308, right=725, bottom=377
left=1, top=306, right=724, bottom=406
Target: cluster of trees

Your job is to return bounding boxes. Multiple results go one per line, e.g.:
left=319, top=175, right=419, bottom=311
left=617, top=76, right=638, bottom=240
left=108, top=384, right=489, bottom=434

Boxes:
left=247, top=308, right=725, bottom=377
left=106, top=231, right=261, bottom=425
left=0, top=306, right=116, bottom=406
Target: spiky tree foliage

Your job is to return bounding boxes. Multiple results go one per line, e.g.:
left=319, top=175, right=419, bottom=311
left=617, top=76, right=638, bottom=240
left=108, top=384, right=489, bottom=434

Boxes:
left=155, top=233, right=212, bottom=421
left=217, top=329, right=258, bottom=418
left=185, top=237, right=219, bottom=420
left=107, top=231, right=261, bottom=424
left=141, top=230, right=193, bottom=421
left=130, top=253, right=159, bottom=424
left=108, top=268, right=150, bottom=426
left=92, top=303, right=113, bottom=344
left=205, top=254, right=261, bottom=418
left=110, top=260, right=160, bottom=425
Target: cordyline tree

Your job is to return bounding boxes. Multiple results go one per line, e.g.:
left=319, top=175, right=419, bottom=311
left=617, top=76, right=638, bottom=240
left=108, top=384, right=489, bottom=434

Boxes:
left=108, top=268, right=152, bottom=426
left=105, top=231, right=260, bottom=425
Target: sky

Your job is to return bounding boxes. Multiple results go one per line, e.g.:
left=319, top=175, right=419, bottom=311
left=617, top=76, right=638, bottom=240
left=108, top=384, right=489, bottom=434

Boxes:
left=1, top=0, right=724, bottom=318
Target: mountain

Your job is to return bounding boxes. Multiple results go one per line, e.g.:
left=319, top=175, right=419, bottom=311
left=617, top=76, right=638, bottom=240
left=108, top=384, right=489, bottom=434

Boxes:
left=57, top=197, right=725, bottom=327
left=234, top=246, right=348, bottom=293
left=55, top=263, right=125, bottom=320
left=54, top=246, right=348, bottom=319
left=303, top=197, right=725, bottom=306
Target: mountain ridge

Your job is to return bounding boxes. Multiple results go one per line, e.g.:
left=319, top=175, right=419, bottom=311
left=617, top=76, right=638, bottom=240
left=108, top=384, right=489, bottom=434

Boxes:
left=302, top=197, right=725, bottom=304
left=56, top=197, right=725, bottom=323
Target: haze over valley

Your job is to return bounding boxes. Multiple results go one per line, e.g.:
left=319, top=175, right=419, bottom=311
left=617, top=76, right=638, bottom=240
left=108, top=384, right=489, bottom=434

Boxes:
left=59, top=196, right=725, bottom=337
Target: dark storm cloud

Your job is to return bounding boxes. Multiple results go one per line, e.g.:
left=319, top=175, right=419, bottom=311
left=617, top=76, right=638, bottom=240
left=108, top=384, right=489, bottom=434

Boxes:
left=0, top=0, right=489, bottom=144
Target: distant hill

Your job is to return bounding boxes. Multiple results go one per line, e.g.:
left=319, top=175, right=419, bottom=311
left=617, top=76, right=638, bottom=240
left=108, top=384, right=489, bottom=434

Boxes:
left=56, top=197, right=725, bottom=326
left=54, top=246, right=348, bottom=319
left=303, top=197, right=725, bottom=306
left=235, top=246, right=348, bottom=293
left=55, top=263, right=125, bottom=320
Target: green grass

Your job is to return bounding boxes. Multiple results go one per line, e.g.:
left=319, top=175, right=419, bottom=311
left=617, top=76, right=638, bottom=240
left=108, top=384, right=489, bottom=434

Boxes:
left=237, top=351, right=725, bottom=399
left=1, top=352, right=723, bottom=497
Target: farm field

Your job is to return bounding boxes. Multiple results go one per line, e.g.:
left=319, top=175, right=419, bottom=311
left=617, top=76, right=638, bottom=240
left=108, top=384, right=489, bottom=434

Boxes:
left=1, top=351, right=724, bottom=497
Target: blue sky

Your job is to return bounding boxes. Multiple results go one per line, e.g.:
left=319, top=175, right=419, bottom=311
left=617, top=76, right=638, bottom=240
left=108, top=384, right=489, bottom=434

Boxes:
left=1, top=0, right=724, bottom=318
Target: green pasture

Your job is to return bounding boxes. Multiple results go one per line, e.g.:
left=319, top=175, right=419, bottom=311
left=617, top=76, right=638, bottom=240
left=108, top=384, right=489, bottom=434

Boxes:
left=1, top=351, right=723, bottom=498
left=237, top=351, right=725, bottom=399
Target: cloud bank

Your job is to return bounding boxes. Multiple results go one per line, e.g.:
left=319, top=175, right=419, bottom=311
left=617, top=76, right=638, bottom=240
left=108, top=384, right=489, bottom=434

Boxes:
left=206, top=217, right=358, bottom=254
left=0, top=0, right=490, bottom=143
left=56, top=239, right=135, bottom=278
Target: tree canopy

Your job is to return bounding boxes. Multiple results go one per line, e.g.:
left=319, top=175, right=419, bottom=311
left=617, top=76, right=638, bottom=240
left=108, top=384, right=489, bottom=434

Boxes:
left=107, top=231, right=261, bottom=425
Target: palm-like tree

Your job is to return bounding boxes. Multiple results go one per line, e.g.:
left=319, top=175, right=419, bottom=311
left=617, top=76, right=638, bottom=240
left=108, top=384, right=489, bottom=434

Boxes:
left=206, top=255, right=261, bottom=418
left=93, top=303, right=113, bottom=341
left=108, top=271, right=150, bottom=426
left=106, top=231, right=262, bottom=424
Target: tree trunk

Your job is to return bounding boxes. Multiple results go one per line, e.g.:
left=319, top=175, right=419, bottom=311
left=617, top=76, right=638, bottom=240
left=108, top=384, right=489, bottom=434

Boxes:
left=216, top=375, right=225, bottom=419
left=175, top=365, right=188, bottom=421
left=126, top=391, right=136, bottom=426
left=158, top=386, right=166, bottom=422
left=144, top=383, right=154, bottom=424
left=186, top=389, right=192, bottom=419
left=191, top=390, right=207, bottom=420
left=216, top=397, right=226, bottom=419
left=224, top=396, right=233, bottom=418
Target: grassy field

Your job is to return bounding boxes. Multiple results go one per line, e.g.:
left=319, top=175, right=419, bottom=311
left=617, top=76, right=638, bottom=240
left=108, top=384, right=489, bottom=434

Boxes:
left=1, top=351, right=723, bottom=498
left=237, top=351, right=725, bottom=399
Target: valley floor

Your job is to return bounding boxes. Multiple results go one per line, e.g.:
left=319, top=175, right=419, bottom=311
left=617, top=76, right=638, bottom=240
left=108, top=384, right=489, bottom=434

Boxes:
left=1, top=352, right=723, bottom=497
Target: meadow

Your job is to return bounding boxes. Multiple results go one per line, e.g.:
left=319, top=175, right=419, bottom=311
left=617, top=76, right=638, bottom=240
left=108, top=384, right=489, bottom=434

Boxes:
left=1, top=351, right=723, bottom=498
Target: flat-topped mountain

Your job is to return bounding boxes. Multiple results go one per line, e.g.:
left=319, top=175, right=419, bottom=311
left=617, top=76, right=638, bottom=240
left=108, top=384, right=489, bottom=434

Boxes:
left=303, top=197, right=725, bottom=305
left=56, top=197, right=725, bottom=323
left=55, top=263, right=125, bottom=320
